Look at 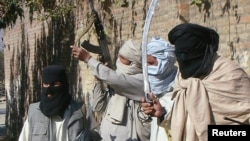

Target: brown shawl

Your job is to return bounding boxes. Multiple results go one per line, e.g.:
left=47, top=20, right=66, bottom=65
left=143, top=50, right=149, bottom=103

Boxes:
left=168, top=56, right=250, bottom=141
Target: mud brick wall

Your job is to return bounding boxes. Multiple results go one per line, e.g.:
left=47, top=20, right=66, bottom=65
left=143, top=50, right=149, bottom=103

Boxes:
left=3, top=0, right=250, bottom=107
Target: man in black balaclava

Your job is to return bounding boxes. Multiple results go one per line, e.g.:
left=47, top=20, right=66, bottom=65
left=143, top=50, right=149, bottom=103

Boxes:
left=40, top=65, right=71, bottom=117
left=18, top=65, right=89, bottom=141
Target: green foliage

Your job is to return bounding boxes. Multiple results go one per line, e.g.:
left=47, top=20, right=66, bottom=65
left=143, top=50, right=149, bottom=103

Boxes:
left=190, top=0, right=209, bottom=8
left=0, top=0, right=76, bottom=28
left=36, top=5, right=76, bottom=21
left=0, top=0, right=24, bottom=28
left=25, top=0, right=44, bottom=14
left=26, top=0, right=75, bottom=21
left=191, top=0, right=202, bottom=7
left=190, top=0, right=211, bottom=22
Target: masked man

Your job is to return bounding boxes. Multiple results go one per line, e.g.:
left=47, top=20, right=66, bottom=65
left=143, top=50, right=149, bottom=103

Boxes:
left=19, top=65, right=87, bottom=141
left=141, top=23, right=250, bottom=141
left=71, top=39, right=151, bottom=141
left=146, top=36, right=177, bottom=141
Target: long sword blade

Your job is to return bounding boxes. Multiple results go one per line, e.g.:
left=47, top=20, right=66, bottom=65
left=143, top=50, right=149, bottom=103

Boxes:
left=141, top=0, right=158, bottom=102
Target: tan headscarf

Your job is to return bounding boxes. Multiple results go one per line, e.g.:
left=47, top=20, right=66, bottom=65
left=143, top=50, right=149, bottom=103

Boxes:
left=116, top=39, right=142, bottom=75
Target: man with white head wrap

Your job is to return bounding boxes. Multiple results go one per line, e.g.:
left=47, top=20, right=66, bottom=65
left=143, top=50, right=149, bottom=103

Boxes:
left=147, top=36, right=177, bottom=95
left=71, top=39, right=150, bottom=141
left=146, top=36, right=177, bottom=141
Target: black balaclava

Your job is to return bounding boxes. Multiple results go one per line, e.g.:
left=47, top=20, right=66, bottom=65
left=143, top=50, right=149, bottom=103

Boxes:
left=39, top=65, right=71, bottom=117
left=168, top=23, right=219, bottom=79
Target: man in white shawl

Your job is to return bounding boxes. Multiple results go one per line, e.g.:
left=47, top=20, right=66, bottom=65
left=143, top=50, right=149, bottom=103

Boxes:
left=146, top=36, right=177, bottom=141
left=71, top=39, right=150, bottom=141
left=141, top=23, right=250, bottom=141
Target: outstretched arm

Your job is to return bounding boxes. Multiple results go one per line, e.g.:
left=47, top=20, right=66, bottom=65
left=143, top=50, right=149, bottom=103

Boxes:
left=70, top=46, right=144, bottom=101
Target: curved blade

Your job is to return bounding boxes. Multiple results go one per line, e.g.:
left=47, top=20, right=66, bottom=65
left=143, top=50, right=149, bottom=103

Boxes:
left=141, top=0, right=158, bottom=102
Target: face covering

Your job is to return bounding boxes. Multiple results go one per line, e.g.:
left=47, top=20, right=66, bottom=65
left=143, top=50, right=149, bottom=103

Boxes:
left=116, top=39, right=142, bottom=75
left=148, top=58, right=177, bottom=94
left=168, top=23, right=219, bottom=79
left=39, top=65, right=71, bottom=117
left=147, top=36, right=177, bottom=94
left=148, top=58, right=170, bottom=75
left=40, top=85, right=71, bottom=117
left=116, top=59, right=142, bottom=75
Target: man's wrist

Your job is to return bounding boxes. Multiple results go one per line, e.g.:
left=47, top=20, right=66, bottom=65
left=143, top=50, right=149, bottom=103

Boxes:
left=159, top=107, right=167, bottom=122
left=84, top=56, right=91, bottom=63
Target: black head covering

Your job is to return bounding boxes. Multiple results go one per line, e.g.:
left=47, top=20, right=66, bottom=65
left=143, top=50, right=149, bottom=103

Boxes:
left=168, top=23, right=219, bottom=79
left=39, top=65, right=71, bottom=117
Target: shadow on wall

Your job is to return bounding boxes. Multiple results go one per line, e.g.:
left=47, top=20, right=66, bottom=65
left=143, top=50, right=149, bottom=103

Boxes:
left=5, top=3, right=79, bottom=140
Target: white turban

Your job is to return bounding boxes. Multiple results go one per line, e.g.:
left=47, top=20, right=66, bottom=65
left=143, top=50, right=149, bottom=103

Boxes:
left=147, top=36, right=175, bottom=60
left=147, top=36, right=177, bottom=94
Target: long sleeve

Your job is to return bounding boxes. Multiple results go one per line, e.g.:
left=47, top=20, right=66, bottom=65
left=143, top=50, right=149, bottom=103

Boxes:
left=18, top=119, right=29, bottom=141
left=91, top=81, right=109, bottom=112
left=87, top=58, right=144, bottom=101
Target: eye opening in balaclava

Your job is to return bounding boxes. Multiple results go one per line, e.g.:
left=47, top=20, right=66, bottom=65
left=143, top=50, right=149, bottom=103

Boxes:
left=39, top=65, right=71, bottom=117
